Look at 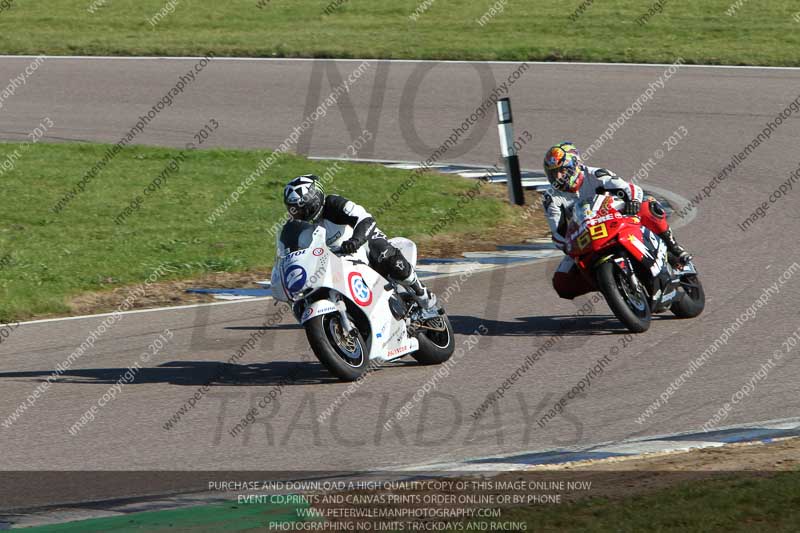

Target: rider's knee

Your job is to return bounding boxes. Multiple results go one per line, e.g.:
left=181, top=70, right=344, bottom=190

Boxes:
left=389, top=254, right=412, bottom=279
left=370, top=242, right=411, bottom=279
left=647, top=198, right=666, bottom=218
left=640, top=198, right=669, bottom=234
left=553, top=271, right=590, bottom=300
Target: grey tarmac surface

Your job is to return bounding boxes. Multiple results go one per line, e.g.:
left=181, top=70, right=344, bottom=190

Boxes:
left=1, top=57, right=799, bottom=509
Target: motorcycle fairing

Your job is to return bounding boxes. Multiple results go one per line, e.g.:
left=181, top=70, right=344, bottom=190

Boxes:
left=278, top=225, right=418, bottom=362
left=616, top=224, right=676, bottom=310
left=300, top=299, right=338, bottom=324
left=616, top=223, right=649, bottom=263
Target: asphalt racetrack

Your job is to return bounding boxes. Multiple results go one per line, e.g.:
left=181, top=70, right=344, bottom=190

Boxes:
left=1, top=57, right=799, bottom=508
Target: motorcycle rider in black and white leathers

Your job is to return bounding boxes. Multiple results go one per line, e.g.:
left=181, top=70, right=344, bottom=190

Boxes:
left=276, top=174, right=437, bottom=310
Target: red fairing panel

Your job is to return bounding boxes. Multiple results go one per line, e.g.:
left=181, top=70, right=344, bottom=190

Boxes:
left=617, top=224, right=647, bottom=262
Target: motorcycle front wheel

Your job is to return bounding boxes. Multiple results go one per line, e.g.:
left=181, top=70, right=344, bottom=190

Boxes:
left=305, top=313, right=370, bottom=381
left=596, top=260, right=651, bottom=333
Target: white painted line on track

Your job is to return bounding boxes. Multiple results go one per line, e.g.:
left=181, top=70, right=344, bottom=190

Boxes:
left=627, top=415, right=800, bottom=443
left=385, top=416, right=800, bottom=472
left=309, top=156, right=506, bottom=174
left=1, top=55, right=799, bottom=71
left=595, top=440, right=727, bottom=454
left=4, top=296, right=275, bottom=328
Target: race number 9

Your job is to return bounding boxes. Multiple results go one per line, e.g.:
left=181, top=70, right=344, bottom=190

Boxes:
left=590, top=223, right=608, bottom=240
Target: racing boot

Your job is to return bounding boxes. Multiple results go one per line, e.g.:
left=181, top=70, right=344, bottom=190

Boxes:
left=398, top=271, right=438, bottom=313
left=658, top=228, right=692, bottom=266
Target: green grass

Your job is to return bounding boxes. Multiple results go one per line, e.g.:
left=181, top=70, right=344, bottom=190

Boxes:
left=0, top=142, right=513, bottom=321
left=0, top=1, right=799, bottom=65
left=464, top=472, right=800, bottom=532
left=19, top=498, right=312, bottom=532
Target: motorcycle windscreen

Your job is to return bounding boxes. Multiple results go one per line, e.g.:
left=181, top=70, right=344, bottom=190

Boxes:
left=570, top=200, right=593, bottom=226
left=280, top=220, right=317, bottom=252
left=570, top=195, right=616, bottom=226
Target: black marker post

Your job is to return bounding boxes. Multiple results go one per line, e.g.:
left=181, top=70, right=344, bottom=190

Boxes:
left=496, top=97, right=524, bottom=206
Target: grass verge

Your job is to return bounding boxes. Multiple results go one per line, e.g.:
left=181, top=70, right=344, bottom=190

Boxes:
left=0, top=142, right=537, bottom=322
left=16, top=472, right=800, bottom=532
left=16, top=498, right=312, bottom=532
left=0, top=1, right=798, bottom=66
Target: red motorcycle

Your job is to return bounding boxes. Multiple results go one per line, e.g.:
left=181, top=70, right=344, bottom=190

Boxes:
left=565, top=193, right=705, bottom=333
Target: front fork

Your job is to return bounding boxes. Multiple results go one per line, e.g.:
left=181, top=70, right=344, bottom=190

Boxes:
left=607, top=254, right=646, bottom=297
left=330, top=290, right=357, bottom=335
left=606, top=255, right=641, bottom=288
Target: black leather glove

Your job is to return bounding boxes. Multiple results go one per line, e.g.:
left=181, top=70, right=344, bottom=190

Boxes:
left=339, top=238, right=361, bottom=255
left=625, top=199, right=641, bottom=216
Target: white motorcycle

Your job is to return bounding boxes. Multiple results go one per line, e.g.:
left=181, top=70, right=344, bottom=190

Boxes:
left=271, top=220, right=455, bottom=381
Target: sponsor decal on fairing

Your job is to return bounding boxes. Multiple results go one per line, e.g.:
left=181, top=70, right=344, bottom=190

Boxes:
left=387, top=345, right=412, bottom=357
left=284, top=265, right=307, bottom=297
left=348, top=272, right=373, bottom=306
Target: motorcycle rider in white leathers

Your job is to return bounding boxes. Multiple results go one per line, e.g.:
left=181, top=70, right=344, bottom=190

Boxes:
left=542, top=142, right=691, bottom=299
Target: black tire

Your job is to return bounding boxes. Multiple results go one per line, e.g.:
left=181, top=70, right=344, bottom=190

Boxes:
left=671, top=274, right=705, bottom=319
left=596, top=260, right=651, bottom=333
left=305, top=314, right=370, bottom=382
left=412, top=313, right=455, bottom=365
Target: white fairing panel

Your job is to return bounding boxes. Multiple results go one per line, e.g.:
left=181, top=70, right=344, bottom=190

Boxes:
left=275, top=226, right=418, bottom=362
left=388, top=237, right=417, bottom=267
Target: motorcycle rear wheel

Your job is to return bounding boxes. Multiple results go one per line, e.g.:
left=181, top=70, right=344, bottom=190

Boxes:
left=671, top=273, right=705, bottom=318
left=305, top=314, right=370, bottom=382
left=597, top=260, right=651, bottom=333
left=413, top=313, right=455, bottom=365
